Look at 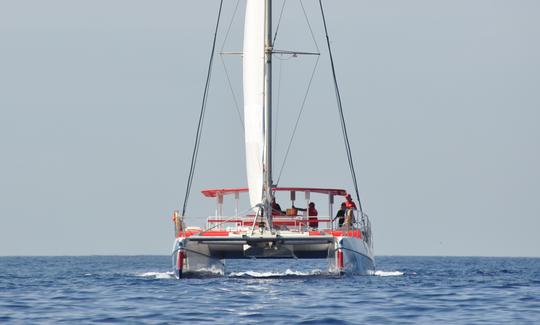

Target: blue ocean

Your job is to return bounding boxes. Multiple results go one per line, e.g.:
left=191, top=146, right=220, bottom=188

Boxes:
left=1, top=256, right=538, bottom=324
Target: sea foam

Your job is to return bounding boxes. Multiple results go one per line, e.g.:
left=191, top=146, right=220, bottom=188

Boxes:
left=138, top=271, right=175, bottom=279
left=374, top=270, right=404, bottom=277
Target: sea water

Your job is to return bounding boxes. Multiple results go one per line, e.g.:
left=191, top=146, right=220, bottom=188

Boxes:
left=1, top=256, right=539, bottom=324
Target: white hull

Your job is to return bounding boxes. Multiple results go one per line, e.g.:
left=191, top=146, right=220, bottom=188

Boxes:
left=172, top=231, right=374, bottom=278
left=330, top=236, right=375, bottom=275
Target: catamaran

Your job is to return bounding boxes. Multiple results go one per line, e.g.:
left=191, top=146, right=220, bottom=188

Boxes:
left=172, top=0, right=374, bottom=278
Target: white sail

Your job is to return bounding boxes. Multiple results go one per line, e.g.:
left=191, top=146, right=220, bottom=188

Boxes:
left=243, top=0, right=265, bottom=209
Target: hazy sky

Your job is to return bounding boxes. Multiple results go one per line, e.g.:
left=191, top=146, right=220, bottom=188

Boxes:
left=1, top=0, right=538, bottom=257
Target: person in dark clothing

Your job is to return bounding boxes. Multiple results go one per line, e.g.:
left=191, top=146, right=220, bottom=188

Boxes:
left=333, top=202, right=347, bottom=227
left=271, top=197, right=285, bottom=215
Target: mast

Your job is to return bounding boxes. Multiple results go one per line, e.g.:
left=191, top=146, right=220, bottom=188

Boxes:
left=263, top=0, right=273, bottom=226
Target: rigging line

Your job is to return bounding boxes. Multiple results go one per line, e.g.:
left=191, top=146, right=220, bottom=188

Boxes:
left=220, top=0, right=241, bottom=52
left=299, top=0, right=320, bottom=53
left=318, top=0, right=364, bottom=214
left=272, top=0, right=288, bottom=46
left=220, top=54, right=244, bottom=128
left=216, top=0, right=241, bottom=127
left=276, top=56, right=320, bottom=185
left=276, top=54, right=296, bottom=61
left=273, top=55, right=283, bottom=168
left=181, top=0, right=224, bottom=217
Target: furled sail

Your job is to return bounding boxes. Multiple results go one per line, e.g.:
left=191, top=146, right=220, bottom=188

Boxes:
left=243, top=0, right=265, bottom=209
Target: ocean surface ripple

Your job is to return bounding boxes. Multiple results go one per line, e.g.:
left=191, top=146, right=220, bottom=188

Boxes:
left=1, top=256, right=539, bottom=324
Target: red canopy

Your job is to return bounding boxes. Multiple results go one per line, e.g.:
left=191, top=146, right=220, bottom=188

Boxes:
left=201, top=187, right=348, bottom=198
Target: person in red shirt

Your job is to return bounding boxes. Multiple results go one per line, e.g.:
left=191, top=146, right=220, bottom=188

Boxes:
left=344, top=194, right=357, bottom=226
left=344, top=194, right=357, bottom=209
left=294, top=202, right=319, bottom=229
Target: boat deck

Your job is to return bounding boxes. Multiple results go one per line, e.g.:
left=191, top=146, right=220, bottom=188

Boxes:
left=180, top=228, right=362, bottom=238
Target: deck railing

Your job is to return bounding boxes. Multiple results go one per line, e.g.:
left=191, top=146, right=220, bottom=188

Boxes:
left=206, top=214, right=336, bottom=232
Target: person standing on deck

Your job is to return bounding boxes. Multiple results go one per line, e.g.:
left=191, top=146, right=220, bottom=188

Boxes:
left=333, top=202, right=347, bottom=228
left=344, top=194, right=357, bottom=227
left=294, top=202, right=319, bottom=229
left=271, top=198, right=285, bottom=215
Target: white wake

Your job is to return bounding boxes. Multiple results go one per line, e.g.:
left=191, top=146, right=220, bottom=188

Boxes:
left=229, top=268, right=323, bottom=278
left=373, top=270, right=404, bottom=277
left=137, top=271, right=175, bottom=279
left=136, top=269, right=403, bottom=279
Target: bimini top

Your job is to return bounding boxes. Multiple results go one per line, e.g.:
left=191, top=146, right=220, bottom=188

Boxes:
left=201, top=187, right=348, bottom=198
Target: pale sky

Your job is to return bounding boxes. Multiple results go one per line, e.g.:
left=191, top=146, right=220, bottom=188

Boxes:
left=1, top=0, right=538, bottom=257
